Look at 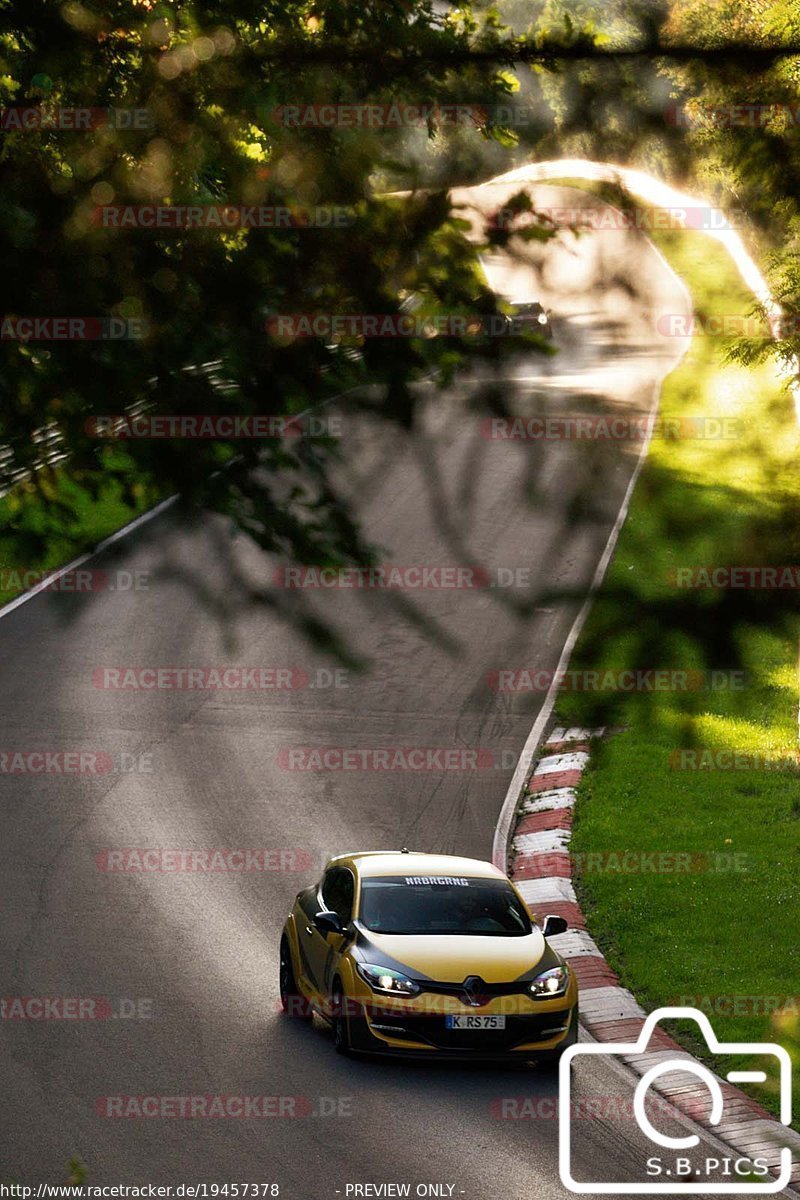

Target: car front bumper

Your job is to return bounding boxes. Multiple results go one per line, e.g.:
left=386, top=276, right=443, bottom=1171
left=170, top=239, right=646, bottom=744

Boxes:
left=344, top=990, right=578, bottom=1058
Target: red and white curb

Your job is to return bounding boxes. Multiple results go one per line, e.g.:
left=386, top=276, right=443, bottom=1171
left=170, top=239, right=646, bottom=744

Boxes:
left=506, top=725, right=800, bottom=1187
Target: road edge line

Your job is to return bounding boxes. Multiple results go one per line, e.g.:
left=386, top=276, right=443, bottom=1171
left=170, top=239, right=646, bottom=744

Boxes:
left=507, top=732, right=800, bottom=1190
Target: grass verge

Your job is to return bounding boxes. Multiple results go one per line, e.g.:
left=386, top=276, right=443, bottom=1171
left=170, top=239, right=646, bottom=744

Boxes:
left=544, top=180, right=800, bottom=1126
left=0, top=451, right=162, bottom=608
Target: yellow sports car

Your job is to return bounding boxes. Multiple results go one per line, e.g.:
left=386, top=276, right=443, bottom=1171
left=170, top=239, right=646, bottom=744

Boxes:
left=279, top=850, right=578, bottom=1062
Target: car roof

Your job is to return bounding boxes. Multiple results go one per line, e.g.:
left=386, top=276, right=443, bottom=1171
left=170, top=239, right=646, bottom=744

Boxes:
left=326, top=851, right=506, bottom=880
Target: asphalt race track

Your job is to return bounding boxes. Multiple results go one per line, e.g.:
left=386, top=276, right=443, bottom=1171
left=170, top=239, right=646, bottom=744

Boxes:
left=3, top=185, right=790, bottom=1197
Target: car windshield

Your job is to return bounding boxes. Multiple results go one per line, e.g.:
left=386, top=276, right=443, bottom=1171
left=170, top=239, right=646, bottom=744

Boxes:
left=359, top=875, right=532, bottom=936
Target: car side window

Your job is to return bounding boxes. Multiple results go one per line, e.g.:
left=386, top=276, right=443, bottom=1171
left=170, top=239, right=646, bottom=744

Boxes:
left=321, top=867, right=355, bottom=923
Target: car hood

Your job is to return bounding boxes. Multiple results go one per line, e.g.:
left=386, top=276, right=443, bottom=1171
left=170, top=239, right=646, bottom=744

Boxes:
left=354, top=928, right=550, bottom=983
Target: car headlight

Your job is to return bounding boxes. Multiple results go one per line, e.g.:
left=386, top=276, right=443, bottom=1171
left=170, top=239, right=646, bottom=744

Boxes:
left=356, top=963, right=420, bottom=996
left=529, top=964, right=569, bottom=998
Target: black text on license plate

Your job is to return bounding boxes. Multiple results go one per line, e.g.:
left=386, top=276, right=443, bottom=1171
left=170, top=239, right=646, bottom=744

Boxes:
left=445, top=1015, right=506, bottom=1030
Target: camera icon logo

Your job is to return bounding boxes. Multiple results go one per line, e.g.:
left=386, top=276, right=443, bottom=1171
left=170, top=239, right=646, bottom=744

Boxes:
left=559, top=1006, right=794, bottom=1193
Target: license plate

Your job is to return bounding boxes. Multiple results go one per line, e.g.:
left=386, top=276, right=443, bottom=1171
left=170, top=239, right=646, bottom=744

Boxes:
left=445, top=1015, right=506, bottom=1030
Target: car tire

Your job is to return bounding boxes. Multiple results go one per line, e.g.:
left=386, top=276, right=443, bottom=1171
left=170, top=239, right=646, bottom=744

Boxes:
left=279, top=937, right=311, bottom=1020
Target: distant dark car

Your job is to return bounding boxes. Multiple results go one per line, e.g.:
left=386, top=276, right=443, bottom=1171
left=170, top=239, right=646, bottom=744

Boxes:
left=505, top=300, right=553, bottom=340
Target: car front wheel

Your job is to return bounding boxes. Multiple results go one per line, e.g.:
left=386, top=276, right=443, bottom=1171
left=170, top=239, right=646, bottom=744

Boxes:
left=331, top=983, right=351, bottom=1054
left=279, top=937, right=311, bottom=1020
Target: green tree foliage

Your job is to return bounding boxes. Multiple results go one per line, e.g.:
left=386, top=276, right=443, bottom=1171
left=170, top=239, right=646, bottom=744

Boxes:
left=0, top=0, right=550, bottom=587
left=2, top=0, right=800, bottom=640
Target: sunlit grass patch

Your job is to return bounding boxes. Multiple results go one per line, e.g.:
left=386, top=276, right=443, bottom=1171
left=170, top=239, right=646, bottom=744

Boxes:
left=0, top=466, right=160, bottom=608
left=547, top=181, right=800, bottom=1126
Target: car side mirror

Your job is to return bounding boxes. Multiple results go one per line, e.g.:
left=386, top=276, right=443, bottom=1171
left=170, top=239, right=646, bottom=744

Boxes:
left=313, top=910, right=346, bottom=937
left=542, top=914, right=568, bottom=938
